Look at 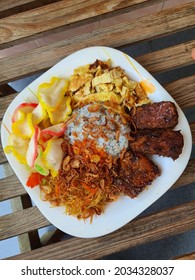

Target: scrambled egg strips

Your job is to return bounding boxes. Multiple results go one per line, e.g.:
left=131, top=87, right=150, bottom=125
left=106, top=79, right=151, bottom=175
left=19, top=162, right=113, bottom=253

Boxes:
left=68, top=59, right=151, bottom=114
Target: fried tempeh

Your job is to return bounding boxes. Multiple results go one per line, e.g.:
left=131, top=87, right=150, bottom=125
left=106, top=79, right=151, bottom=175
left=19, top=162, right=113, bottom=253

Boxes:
left=114, top=151, right=160, bottom=198
left=129, top=129, right=184, bottom=160
left=131, top=101, right=178, bottom=129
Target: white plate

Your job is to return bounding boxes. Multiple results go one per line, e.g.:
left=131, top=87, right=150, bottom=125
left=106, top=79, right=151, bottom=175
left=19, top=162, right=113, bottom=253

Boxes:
left=1, top=46, right=192, bottom=238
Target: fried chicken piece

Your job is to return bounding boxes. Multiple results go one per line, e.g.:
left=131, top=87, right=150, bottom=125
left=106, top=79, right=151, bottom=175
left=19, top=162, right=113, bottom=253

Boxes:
left=129, top=129, right=184, bottom=160
left=114, top=151, right=160, bottom=198
left=131, top=101, right=178, bottom=129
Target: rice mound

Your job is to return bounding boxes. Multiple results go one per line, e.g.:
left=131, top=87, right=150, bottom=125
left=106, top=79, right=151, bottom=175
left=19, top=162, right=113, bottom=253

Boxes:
left=65, top=104, right=130, bottom=157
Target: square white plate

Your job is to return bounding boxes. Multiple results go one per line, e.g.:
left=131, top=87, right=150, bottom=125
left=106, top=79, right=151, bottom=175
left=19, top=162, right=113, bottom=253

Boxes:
left=1, top=46, right=192, bottom=238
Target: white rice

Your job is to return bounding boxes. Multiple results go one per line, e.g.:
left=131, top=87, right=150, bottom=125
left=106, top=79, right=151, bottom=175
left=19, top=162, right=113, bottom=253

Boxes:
left=65, top=104, right=130, bottom=157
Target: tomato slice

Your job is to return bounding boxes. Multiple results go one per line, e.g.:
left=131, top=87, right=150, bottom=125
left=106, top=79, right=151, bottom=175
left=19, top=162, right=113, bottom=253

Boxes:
left=26, top=172, right=44, bottom=188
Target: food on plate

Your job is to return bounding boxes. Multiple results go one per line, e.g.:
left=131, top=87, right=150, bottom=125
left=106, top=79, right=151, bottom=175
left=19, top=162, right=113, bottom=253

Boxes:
left=131, top=101, right=178, bottom=129
left=65, top=104, right=130, bottom=156
left=4, top=59, right=184, bottom=221
left=69, top=59, right=150, bottom=112
left=45, top=137, right=121, bottom=220
left=114, top=151, right=160, bottom=198
left=129, top=129, right=184, bottom=160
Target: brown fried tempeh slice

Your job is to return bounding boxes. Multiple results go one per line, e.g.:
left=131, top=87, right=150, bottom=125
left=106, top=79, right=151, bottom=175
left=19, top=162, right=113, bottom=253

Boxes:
left=131, top=101, right=178, bottom=129
left=114, top=151, right=160, bottom=198
left=129, top=129, right=184, bottom=160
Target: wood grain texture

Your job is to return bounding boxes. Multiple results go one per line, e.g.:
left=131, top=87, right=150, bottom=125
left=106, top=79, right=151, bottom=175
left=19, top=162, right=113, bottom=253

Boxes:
left=0, top=162, right=14, bottom=177
left=0, top=1, right=61, bottom=12
left=136, top=40, right=195, bottom=73
left=0, top=206, right=50, bottom=240
left=0, top=93, right=17, bottom=119
left=172, top=158, right=195, bottom=189
left=6, top=200, right=195, bottom=259
left=190, top=122, right=195, bottom=144
left=0, top=0, right=156, bottom=47
left=0, top=119, right=10, bottom=164
left=0, top=2, right=194, bottom=84
left=164, top=75, right=195, bottom=109
left=0, top=139, right=7, bottom=164
left=0, top=0, right=37, bottom=12
left=175, top=252, right=195, bottom=260
left=0, top=1, right=65, bottom=19
left=0, top=175, right=26, bottom=201
left=11, top=196, right=32, bottom=252
left=11, top=194, right=41, bottom=251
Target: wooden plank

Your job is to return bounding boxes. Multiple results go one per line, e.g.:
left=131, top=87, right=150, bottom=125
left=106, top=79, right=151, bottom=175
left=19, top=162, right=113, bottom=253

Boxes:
left=0, top=1, right=61, bottom=18
left=0, top=139, right=7, bottom=164
left=0, top=94, right=17, bottom=119
left=6, top=200, right=195, bottom=259
left=11, top=196, right=31, bottom=253
left=0, top=0, right=158, bottom=47
left=0, top=175, right=26, bottom=202
left=172, top=158, right=195, bottom=189
left=0, top=162, right=14, bottom=178
left=0, top=0, right=155, bottom=16
left=175, top=252, right=195, bottom=260
left=164, top=75, right=195, bottom=109
left=0, top=206, right=50, bottom=240
left=11, top=194, right=41, bottom=251
left=0, top=2, right=194, bottom=83
left=190, top=122, right=195, bottom=145
left=0, top=0, right=37, bottom=12
left=136, top=40, right=195, bottom=74
left=0, top=1, right=37, bottom=19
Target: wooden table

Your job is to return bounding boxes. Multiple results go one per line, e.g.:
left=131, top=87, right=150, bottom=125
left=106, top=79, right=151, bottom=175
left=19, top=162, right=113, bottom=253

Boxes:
left=0, top=0, right=195, bottom=260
